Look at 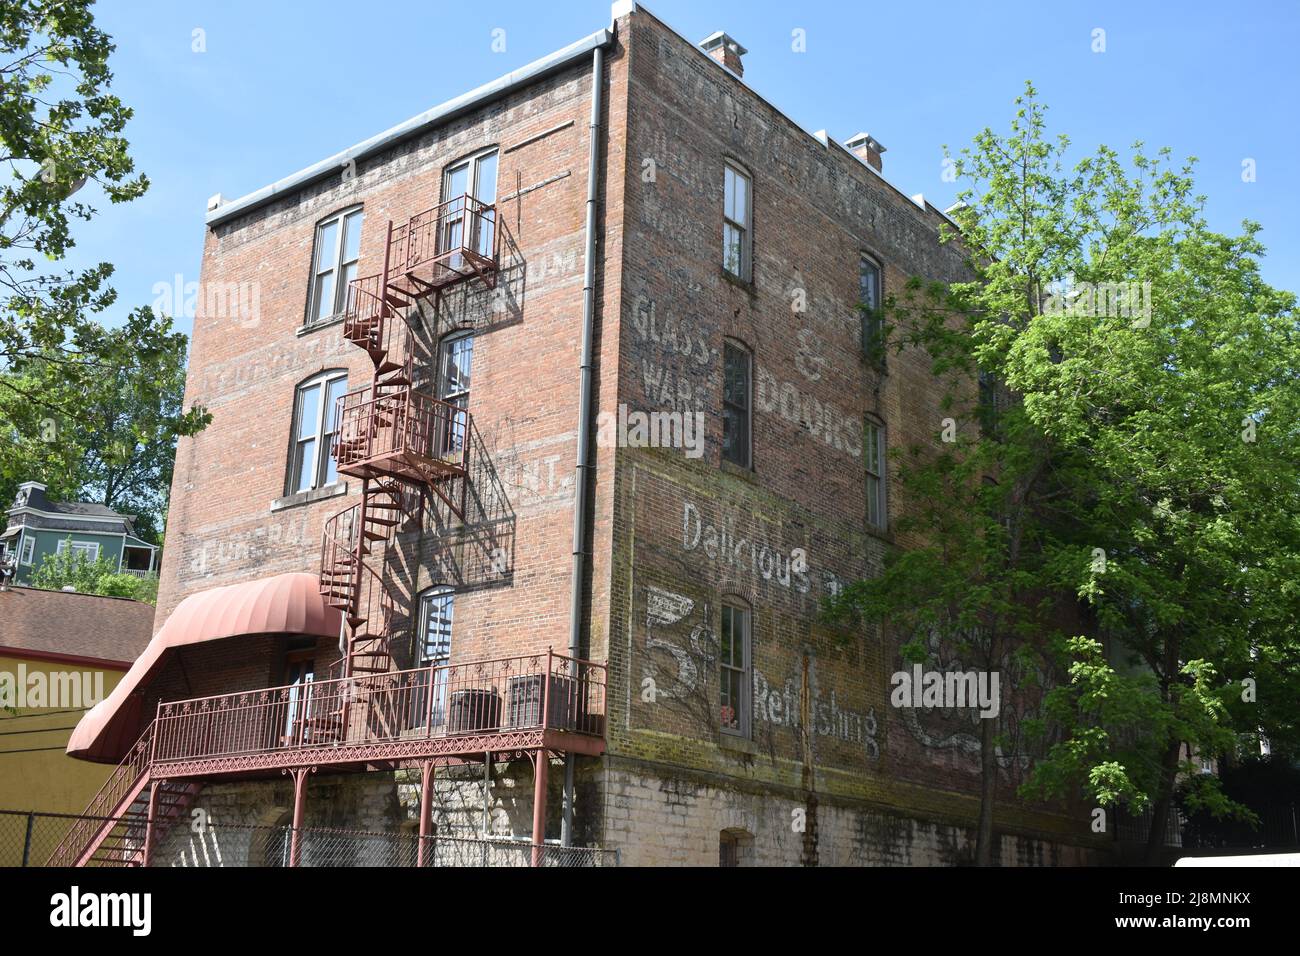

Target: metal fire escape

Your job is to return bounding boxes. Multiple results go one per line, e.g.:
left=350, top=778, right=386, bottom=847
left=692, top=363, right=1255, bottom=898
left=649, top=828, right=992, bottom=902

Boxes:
left=320, top=194, right=500, bottom=678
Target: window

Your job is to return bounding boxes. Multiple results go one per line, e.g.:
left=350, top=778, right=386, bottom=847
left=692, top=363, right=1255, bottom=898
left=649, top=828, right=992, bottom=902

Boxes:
left=282, top=653, right=316, bottom=742
left=415, top=587, right=454, bottom=727
left=436, top=333, right=474, bottom=456
left=56, top=539, right=100, bottom=562
left=722, top=342, right=752, bottom=468
left=19, top=536, right=35, bottom=566
left=290, top=371, right=348, bottom=494
left=865, top=419, right=887, bottom=530
left=859, top=255, right=883, bottom=362
left=308, top=208, right=364, bottom=325
left=723, top=163, right=751, bottom=280
left=719, top=602, right=751, bottom=736
left=442, top=149, right=499, bottom=265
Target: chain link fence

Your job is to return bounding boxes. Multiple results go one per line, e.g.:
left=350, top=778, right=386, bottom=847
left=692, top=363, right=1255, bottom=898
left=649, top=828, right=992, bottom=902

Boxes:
left=0, top=809, right=617, bottom=867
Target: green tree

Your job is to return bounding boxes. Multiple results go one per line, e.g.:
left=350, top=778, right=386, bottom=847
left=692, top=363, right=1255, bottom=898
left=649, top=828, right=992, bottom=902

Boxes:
left=0, top=309, right=210, bottom=540
left=0, top=1, right=208, bottom=538
left=831, top=83, right=1300, bottom=865
left=29, top=536, right=157, bottom=603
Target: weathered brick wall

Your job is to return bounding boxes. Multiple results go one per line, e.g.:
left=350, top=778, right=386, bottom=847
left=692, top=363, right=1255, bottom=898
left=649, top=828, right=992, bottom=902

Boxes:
left=158, top=50, right=627, bottom=685
left=600, top=6, right=1094, bottom=861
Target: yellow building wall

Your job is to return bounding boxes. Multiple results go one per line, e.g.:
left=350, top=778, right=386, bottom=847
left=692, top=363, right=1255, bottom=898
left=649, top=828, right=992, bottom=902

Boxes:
left=0, top=652, right=130, bottom=865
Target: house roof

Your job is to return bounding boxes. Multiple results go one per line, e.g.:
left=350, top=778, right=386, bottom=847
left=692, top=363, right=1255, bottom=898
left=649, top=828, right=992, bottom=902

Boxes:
left=0, top=586, right=154, bottom=666
left=5, top=482, right=139, bottom=536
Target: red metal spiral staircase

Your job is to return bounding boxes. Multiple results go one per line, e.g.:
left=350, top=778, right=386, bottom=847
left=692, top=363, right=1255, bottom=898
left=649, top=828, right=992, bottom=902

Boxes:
left=320, top=194, right=500, bottom=679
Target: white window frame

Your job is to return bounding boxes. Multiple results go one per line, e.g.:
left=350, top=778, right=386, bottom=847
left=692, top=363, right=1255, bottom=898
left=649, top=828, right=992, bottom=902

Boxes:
left=19, top=536, right=35, bottom=566
left=289, top=370, right=348, bottom=494
left=719, top=602, right=752, bottom=738
left=416, top=586, right=455, bottom=728
left=865, top=419, right=887, bottom=530
left=441, top=148, right=499, bottom=261
left=723, top=162, right=752, bottom=281
left=56, top=539, right=100, bottom=562
left=307, top=207, right=364, bottom=325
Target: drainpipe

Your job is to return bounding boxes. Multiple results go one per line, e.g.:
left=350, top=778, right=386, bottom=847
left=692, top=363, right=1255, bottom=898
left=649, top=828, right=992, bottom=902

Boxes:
left=563, top=43, right=604, bottom=848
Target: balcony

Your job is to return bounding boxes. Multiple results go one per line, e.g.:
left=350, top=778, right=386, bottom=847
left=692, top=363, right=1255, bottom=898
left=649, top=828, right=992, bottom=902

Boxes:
left=344, top=193, right=499, bottom=332
left=149, top=652, right=606, bottom=778
left=332, top=386, right=470, bottom=489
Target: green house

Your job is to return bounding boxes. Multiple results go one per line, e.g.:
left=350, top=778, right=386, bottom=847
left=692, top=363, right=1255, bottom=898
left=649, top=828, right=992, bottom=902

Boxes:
left=1, top=482, right=158, bottom=584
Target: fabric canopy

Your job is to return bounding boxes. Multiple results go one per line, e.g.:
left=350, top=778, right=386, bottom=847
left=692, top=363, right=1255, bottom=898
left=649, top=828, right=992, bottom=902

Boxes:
left=66, top=572, right=342, bottom=763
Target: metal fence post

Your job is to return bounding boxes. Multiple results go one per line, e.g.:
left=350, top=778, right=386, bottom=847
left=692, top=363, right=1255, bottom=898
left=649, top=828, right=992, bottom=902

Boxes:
left=21, top=812, right=34, bottom=867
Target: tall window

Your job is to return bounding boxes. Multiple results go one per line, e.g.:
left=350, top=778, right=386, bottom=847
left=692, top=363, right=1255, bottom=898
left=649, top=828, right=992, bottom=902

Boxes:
left=719, top=603, right=751, bottom=736
left=865, top=418, right=887, bottom=530
left=282, top=652, right=315, bottom=742
left=437, top=333, right=474, bottom=456
left=308, top=208, right=363, bottom=325
left=442, top=149, right=499, bottom=264
left=415, top=587, right=454, bottom=727
left=722, top=342, right=752, bottom=468
left=19, top=536, right=35, bottom=566
left=290, top=371, right=348, bottom=493
left=723, top=163, right=752, bottom=280
left=859, top=255, right=883, bottom=362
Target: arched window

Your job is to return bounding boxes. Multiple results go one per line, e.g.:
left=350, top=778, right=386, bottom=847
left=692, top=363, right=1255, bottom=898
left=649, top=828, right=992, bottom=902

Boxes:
left=722, top=340, right=752, bottom=468
left=289, top=370, right=348, bottom=493
left=865, top=415, right=887, bottom=530
left=719, top=599, right=752, bottom=737
left=722, top=161, right=752, bottom=281
left=441, top=148, right=499, bottom=265
left=859, top=253, right=884, bottom=364
left=307, top=207, right=363, bottom=326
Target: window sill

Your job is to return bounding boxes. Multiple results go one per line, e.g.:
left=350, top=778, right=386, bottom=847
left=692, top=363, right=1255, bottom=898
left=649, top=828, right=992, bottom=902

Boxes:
left=719, top=458, right=756, bottom=482
left=718, top=732, right=757, bottom=755
left=864, top=522, right=893, bottom=545
left=720, top=268, right=756, bottom=296
left=271, top=482, right=349, bottom=513
left=297, top=314, right=346, bottom=336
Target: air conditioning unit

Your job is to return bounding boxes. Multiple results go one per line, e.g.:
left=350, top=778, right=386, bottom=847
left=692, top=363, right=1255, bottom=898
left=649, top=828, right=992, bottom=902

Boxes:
left=446, top=688, right=501, bottom=734
left=505, top=674, right=585, bottom=731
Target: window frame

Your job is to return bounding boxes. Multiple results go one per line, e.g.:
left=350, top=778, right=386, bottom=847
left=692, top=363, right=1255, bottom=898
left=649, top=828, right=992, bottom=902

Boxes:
left=865, top=417, right=887, bottom=531
left=722, top=161, right=753, bottom=282
left=19, top=535, right=35, bottom=566
left=440, top=147, right=499, bottom=261
left=436, top=331, right=475, bottom=456
left=56, top=539, right=100, bottom=562
left=718, top=600, right=752, bottom=738
left=859, top=254, right=884, bottom=364
left=721, top=340, right=753, bottom=469
left=415, top=586, right=455, bottom=728
left=288, top=370, right=348, bottom=495
left=306, top=206, right=364, bottom=326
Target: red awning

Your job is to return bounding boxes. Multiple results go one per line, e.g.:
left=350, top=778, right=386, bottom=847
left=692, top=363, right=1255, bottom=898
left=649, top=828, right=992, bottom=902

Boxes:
left=67, top=572, right=342, bottom=763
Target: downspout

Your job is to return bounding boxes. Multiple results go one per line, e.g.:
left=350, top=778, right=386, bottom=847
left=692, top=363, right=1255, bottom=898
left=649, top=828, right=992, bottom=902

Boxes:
left=562, top=42, right=604, bottom=848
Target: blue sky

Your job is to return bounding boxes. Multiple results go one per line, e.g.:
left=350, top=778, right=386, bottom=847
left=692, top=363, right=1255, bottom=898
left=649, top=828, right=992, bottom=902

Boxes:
left=72, top=0, right=1300, bottom=338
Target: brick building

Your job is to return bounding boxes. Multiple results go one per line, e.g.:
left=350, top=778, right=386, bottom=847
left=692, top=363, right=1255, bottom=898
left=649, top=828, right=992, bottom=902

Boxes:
left=62, top=2, right=1105, bottom=867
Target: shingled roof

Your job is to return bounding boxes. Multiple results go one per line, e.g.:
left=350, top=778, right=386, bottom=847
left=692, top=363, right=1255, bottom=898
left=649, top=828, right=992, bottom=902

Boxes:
left=4, top=481, right=139, bottom=536
left=0, top=586, right=154, bottom=666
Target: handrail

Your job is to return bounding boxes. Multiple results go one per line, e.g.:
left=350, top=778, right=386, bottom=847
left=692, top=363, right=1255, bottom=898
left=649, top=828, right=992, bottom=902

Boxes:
left=48, top=723, right=154, bottom=865
left=150, top=653, right=607, bottom=766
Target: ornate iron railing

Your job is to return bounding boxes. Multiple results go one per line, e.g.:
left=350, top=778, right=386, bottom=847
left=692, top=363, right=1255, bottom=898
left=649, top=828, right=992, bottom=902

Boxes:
left=47, top=725, right=154, bottom=866
left=150, top=652, right=606, bottom=766
left=332, top=386, right=470, bottom=477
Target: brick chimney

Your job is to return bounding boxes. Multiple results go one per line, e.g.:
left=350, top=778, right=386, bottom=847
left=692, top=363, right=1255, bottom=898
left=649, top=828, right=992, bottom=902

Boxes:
left=845, top=132, right=887, bottom=172
left=700, top=31, right=747, bottom=77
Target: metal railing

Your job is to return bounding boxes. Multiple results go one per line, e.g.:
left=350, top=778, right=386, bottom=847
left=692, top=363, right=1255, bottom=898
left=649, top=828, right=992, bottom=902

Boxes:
left=392, top=193, right=497, bottom=280
left=333, top=386, right=471, bottom=477
left=46, top=725, right=154, bottom=866
left=150, top=652, right=606, bottom=766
